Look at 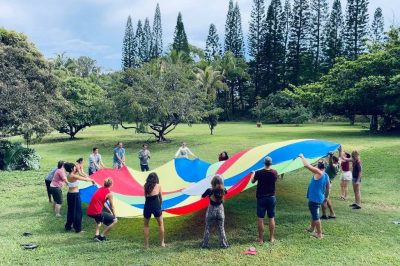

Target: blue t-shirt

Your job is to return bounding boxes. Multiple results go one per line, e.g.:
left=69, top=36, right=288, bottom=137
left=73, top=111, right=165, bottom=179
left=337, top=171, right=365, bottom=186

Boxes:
left=307, top=172, right=329, bottom=204
left=113, top=147, right=125, bottom=164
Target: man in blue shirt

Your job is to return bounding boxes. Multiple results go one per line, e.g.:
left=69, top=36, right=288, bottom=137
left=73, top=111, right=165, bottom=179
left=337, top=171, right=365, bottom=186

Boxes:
left=113, top=142, right=126, bottom=169
left=299, top=154, right=330, bottom=239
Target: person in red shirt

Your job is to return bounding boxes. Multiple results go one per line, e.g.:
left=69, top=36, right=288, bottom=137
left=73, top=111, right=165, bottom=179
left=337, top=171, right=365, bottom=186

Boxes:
left=86, top=178, right=117, bottom=241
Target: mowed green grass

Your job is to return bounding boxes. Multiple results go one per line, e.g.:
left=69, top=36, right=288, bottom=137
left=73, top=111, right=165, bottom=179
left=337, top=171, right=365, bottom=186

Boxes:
left=1, top=123, right=399, bottom=265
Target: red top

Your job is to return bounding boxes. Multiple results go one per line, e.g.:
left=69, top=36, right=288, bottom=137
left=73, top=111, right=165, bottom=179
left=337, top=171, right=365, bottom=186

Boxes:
left=341, top=161, right=350, bottom=172
left=87, top=187, right=110, bottom=216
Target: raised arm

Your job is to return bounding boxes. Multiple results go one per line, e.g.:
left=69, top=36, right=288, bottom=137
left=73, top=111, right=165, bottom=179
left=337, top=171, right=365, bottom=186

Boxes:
left=299, top=154, right=323, bottom=177
left=250, top=171, right=257, bottom=184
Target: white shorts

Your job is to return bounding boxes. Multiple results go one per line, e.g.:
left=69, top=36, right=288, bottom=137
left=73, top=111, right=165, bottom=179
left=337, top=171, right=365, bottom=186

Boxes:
left=341, top=171, right=353, bottom=181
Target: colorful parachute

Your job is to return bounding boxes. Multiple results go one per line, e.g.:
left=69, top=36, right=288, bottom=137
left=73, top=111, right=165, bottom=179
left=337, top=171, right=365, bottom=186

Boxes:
left=79, top=139, right=339, bottom=218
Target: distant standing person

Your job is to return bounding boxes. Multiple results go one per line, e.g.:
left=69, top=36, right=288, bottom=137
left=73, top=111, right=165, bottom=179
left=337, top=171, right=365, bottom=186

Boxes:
left=174, top=142, right=196, bottom=159
left=339, top=149, right=353, bottom=200
left=49, top=162, right=68, bottom=217
left=218, top=151, right=229, bottom=162
left=350, top=150, right=362, bottom=210
left=299, top=154, right=330, bottom=239
left=44, top=161, right=64, bottom=203
left=201, top=175, right=229, bottom=249
left=64, top=162, right=94, bottom=233
left=138, top=144, right=151, bottom=172
left=251, top=157, right=278, bottom=243
left=321, top=153, right=339, bottom=219
left=75, top=158, right=88, bottom=177
left=87, top=178, right=118, bottom=241
left=143, top=173, right=165, bottom=248
left=113, top=142, right=126, bottom=169
left=89, top=147, right=105, bottom=175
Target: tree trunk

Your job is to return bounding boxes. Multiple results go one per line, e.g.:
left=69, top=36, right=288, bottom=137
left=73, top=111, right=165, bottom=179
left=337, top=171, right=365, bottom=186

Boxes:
left=370, top=115, right=378, bottom=132
left=348, top=114, right=355, bottom=125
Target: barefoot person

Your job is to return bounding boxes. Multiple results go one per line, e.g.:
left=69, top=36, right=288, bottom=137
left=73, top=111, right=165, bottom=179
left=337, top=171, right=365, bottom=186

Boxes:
left=321, top=153, right=339, bottom=220
left=87, top=178, right=118, bottom=241
left=174, top=142, right=196, bottom=159
left=143, top=173, right=165, bottom=248
left=339, top=149, right=352, bottom=200
left=113, top=142, right=126, bottom=169
left=44, top=161, right=64, bottom=203
left=49, top=162, right=68, bottom=217
left=138, top=144, right=151, bottom=172
left=88, top=147, right=105, bottom=175
left=201, top=175, right=229, bottom=248
left=64, top=162, right=94, bottom=233
left=251, top=156, right=278, bottom=243
left=299, top=154, right=330, bottom=239
left=350, top=150, right=362, bottom=209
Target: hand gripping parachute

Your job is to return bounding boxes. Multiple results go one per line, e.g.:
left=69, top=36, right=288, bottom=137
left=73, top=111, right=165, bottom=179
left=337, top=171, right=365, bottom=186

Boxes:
left=79, top=139, right=340, bottom=218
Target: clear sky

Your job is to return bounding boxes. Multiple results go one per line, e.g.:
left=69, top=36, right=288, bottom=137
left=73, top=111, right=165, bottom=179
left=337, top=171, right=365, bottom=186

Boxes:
left=0, top=0, right=398, bottom=70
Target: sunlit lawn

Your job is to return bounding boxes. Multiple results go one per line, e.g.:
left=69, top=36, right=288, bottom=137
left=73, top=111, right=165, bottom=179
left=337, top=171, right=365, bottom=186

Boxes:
left=1, top=122, right=399, bottom=265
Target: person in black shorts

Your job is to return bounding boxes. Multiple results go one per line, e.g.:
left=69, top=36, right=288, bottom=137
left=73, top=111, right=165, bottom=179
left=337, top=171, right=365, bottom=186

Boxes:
left=251, top=156, right=278, bottom=243
left=143, top=173, right=165, bottom=248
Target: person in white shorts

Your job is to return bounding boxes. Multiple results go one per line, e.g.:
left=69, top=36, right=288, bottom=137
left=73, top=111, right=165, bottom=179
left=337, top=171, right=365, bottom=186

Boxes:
left=339, top=147, right=352, bottom=200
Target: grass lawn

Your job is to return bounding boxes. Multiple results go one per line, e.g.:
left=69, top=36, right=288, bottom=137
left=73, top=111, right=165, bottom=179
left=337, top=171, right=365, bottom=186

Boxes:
left=1, top=122, right=399, bottom=265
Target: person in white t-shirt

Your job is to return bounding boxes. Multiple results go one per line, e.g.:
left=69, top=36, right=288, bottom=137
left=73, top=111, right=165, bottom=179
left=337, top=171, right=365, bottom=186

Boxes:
left=174, top=142, right=196, bottom=159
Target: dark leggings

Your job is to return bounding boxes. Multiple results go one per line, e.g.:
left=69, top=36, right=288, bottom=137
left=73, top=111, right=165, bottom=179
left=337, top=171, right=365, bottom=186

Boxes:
left=45, top=180, right=52, bottom=202
left=65, top=192, right=82, bottom=232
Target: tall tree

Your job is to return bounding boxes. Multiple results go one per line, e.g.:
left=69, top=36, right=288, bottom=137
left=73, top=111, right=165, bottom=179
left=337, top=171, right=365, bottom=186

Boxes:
left=205, top=24, right=222, bottom=60
left=343, top=0, right=369, bottom=60
left=370, top=7, right=384, bottom=44
left=286, top=0, right=312, bottom=85
left=142, top=18, right=152, bottom=62
left=135, top=20, right=144, bottom=65
left=262, top=0, right=286, bottom=95
left=151, top=3, right=163, bottom=58
left=172, top=12, right=189, bottom=54
left=122, top=16, right=136, bottom=69
left=309, top=0, right=329, bottom=78
left=323, top=0, right=344, bottom=69
left=248, top=0, right=266, bottom=101
left=282, top=0, right=292, bottom=87
left=224, top=1, right=245, bottom=58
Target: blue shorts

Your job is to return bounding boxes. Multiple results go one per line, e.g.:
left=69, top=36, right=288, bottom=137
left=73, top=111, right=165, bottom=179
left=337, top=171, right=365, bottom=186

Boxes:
left=308, top=201, right=321, bottom=221
left=257, top=196, right=276, bottom=219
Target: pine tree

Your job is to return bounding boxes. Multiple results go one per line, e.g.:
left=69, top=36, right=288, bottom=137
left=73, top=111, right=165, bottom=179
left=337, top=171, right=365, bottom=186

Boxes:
left=343, top=0, right=369, bottom=60
left=142, top=18, right=152, bottom=62
left=122, top=16, right=136, bottom=69
left=287, top=0, right=312, bottom=85
left=370, top=7, right=384, bottom=44
left=248, top=0, right=266, bottom=100
left=323, top=0, right=344, bottom=69
left=205, top=24, right=222, bottom=60
left=224, top=1, right=245, bottom=58
left=135, top=20, right=144, bottom=65
left=309, top=0, right=329, bottom=78
left=151, top=3, right=163, bottom=58
left=282, top=0, right=292, bottom=87
left=172, top=12, right=189, bottom=54
left=262, top=0, right=285, bottom=94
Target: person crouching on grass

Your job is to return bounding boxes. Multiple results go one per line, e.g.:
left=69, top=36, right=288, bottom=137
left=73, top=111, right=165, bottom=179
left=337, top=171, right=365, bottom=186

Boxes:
left=299, top=154, right=330, bottom=239
left=201, top=174, right=229, bottom=249
left=86, top=178, right=117, bottom=242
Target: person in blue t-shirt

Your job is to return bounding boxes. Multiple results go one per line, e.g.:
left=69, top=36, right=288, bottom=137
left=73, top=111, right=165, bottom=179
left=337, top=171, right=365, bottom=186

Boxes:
left=299, top=153, right=330, bottom=239
left=113, top=142, right=126, bottom=169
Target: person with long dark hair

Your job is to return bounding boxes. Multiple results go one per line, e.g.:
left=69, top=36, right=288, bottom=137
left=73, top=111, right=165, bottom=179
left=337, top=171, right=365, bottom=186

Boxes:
left=143, top=172, right=165, bottom=248
left=201, top=175, right=229, bottom=248
left=75, top=158, right=88, bottom=177
left=218, top=151, right=229, bottom=162
left=64, top=162, right=94, bottom=233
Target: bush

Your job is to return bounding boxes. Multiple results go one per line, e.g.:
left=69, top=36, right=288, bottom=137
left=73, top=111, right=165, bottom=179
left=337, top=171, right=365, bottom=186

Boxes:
left=0, top=140, right=41, bottom=171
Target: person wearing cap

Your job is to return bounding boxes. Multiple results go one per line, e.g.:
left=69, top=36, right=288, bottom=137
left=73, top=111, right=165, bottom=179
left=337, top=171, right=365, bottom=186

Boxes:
left=299, top=154, right=330, bottom=239
left=251, top=156, right=278, bottom=243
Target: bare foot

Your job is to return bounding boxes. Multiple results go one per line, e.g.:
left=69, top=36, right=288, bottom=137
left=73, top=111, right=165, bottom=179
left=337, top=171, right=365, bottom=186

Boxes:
left=257, top=238, right=264, bottom=244
left=160, top=242, right=166, bottom=247
left=55, top=214, right=61, bottom=217
left=144, top=245, right=149, bottom=249
left=305, top=228, right=314, bottom=233
left=311, top=232, right=323, bottom=239
left=269, top=238, right=276, bottom=243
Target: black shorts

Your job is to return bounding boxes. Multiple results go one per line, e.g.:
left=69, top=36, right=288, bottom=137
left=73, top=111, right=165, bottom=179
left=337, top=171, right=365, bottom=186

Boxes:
left=140, top=164, right=149, bottom=172
left=257, top=196, right=276, bottom=219
left=88, top=212, right=115, bottom=226
left=49, top=187, right=63, bottom=204
left=143, top=207, right=162, bottom=219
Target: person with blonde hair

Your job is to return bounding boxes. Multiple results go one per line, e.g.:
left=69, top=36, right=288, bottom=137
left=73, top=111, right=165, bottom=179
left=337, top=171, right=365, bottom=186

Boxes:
left=86, top=178, right=117, bottom=241
left=201, top=174, right=229, bottom=248
left=350, top=150, right=362, bottom=209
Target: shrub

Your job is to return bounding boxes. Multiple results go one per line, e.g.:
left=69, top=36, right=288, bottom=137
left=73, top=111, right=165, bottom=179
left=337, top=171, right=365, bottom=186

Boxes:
left=0, top=140, right=41, bottom=171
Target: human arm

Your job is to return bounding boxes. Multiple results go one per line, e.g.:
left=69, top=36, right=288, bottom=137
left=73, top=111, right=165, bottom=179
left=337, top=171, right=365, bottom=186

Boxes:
left=201, top=188, right=211, bottom=198
left=174, top=148, right=181, bottom=158
left=158, top=186, right=163, bottom=206
left=187, top=148, right=196, bottom=158
left=71, top=173, right=94, bottom=183
left=122, top=150, right=126, bottom=164
left=299, top=154, right=323, bottom=178
left=106, top=194, right=116, bottom=217
left=77, top=165, right=88, bottom=177
left=250, top=171, right=257, bottom=184
left=325, top=179, right=330, bottom=200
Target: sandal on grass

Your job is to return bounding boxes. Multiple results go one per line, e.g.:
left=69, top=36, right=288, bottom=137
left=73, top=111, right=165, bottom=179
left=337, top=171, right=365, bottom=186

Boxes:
left=21, top=243, right=38, bottom=249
